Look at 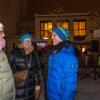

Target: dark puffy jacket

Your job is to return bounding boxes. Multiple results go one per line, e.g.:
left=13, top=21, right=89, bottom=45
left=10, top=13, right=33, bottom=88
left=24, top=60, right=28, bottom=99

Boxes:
left=8, top=48, right=41, bottom=100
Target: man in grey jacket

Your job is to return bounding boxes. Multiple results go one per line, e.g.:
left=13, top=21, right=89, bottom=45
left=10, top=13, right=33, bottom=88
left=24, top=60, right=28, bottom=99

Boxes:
left=0, top=22, right=15, bottom=100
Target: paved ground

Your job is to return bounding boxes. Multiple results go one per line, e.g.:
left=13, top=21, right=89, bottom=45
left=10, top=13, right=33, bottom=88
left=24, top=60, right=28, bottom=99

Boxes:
left=39, top=78, right=100, bottom=100
left=75, top=78, right=100, bottom=100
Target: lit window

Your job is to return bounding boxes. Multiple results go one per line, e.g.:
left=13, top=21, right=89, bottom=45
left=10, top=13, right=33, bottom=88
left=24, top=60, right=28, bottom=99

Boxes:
left=73, top=20, right=86, bottom=37
left=57, top=21, right=69, bottom=31
left=40, top=21, right=53, bottom=39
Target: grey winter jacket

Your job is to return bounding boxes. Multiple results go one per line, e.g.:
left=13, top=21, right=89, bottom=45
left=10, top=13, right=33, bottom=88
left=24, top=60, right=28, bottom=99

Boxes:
left=0, top=51, right=15, bottom=100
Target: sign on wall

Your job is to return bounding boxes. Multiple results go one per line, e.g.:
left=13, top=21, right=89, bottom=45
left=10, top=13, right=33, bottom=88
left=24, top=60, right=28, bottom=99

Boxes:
left=94, top=29, right=100, bottom=38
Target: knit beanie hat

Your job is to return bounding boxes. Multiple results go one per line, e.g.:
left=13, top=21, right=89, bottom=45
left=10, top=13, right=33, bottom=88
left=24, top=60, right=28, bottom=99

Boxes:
left=19, top=32, right=32, bottom=43
left=52, top=27, right=70, bottom=41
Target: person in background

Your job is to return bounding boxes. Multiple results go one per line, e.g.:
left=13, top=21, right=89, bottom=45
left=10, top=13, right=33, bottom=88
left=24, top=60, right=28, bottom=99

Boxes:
left=0, top=22, right=15, bottom=100
left=8, top=32, right=41, bottom=100
left=47, top=27, right=78, bottom=100
left=32, top=41, right=42, bottom=100
left=40, top=38, right=53, bottom=100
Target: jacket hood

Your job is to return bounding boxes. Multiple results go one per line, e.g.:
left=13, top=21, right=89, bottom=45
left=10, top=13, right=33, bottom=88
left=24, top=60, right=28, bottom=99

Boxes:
left=63, top=44, right=75, bottom=55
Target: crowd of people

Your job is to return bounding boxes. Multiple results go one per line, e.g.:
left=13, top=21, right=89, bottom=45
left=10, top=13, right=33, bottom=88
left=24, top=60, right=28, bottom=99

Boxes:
left=0, top=22, right=78, bottom=100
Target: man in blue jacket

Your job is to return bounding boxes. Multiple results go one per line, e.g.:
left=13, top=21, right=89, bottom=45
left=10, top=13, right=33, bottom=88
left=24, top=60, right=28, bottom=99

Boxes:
left=47, top=27, right=78, bottom=100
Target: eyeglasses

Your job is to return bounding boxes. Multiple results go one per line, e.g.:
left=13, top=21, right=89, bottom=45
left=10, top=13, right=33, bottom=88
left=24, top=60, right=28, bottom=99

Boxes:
left=0, top=30, right=5, bottom=37
left=0, top=30, right=4, bottom=33
left=0, top=30, right=4, bottom=35
left=23, top=41, right=32, bottom=46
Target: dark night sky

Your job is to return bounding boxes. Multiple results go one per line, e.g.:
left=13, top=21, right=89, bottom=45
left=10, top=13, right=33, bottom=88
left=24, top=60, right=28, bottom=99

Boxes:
left=28, top=0, right=100, bottom=17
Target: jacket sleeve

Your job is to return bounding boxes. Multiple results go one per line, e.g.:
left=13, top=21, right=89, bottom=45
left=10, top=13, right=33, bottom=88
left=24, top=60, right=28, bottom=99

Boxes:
left=8, top=51, right=17, bottom=73
left=62, top=54, right=78, bottom=98
left=34, top=51, right=42, bottom=69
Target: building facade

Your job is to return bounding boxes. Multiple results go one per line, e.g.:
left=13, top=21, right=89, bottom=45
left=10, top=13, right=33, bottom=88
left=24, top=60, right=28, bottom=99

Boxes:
left=0, top=0, right=100, bottom=53
left=35, top=12, right=100, bottom=52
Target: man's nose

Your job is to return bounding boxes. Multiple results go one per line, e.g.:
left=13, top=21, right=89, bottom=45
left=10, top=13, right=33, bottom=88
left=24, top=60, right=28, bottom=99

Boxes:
left=2, top=32, right=5, bottom=37
left=51, top=34, right=53, bottom=40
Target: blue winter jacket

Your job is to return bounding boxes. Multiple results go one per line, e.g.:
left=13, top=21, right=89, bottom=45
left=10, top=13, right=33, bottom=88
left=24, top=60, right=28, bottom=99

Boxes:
left=47, top=44, right=78, bottom=100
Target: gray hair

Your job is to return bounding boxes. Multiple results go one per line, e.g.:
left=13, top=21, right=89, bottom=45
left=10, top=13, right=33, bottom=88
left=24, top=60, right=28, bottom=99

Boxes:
left=0, top=22, right=4, bottom=28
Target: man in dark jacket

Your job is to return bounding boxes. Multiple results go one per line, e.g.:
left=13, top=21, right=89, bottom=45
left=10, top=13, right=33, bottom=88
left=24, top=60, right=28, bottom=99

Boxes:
left=40, top=42, right=53, bottom=100
left=8, top=33, right=41, bottom=100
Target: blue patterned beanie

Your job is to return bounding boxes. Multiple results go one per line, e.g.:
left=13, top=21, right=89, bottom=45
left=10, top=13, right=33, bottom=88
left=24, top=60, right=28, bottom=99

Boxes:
left=53, top=27, right=70, bottom=41
left=19, top=32, right=32, bottom=43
